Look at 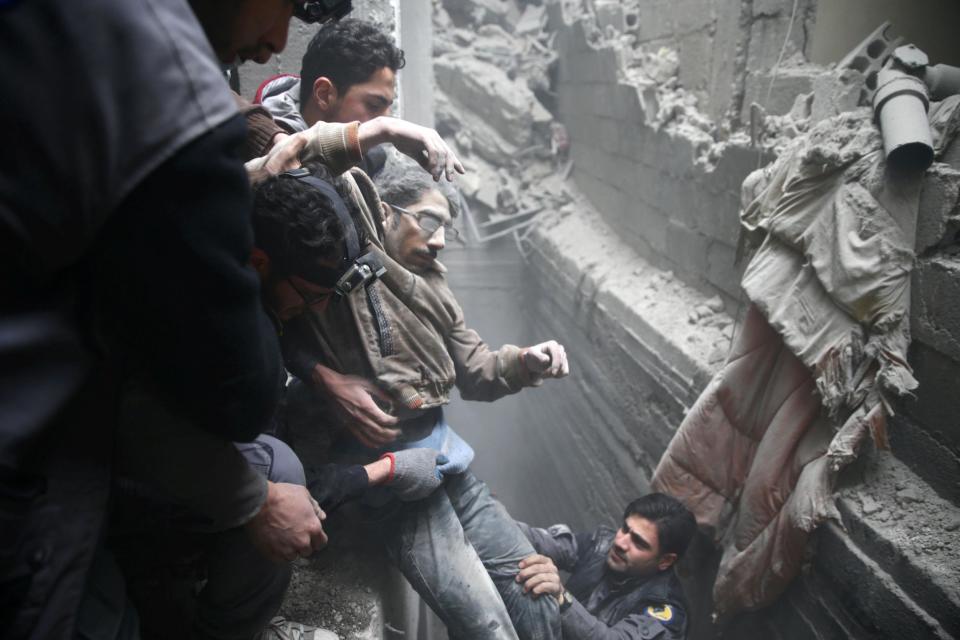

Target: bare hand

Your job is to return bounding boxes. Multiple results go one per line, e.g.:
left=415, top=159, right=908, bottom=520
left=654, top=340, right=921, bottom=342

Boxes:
left=245, top=482, right=327, bottom=562
left=359, top=116, right=465, bottom=182
left=522, top=340, right=570, bottom=379
left=244, top=132, right=303, bottom=185
left=313, top=364, right=400, bottom=448
left=516, top=554, right=564, bottom=600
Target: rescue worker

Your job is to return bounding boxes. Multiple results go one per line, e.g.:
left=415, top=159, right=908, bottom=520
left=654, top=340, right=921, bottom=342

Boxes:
left=516, top=493, right=697, bottom=640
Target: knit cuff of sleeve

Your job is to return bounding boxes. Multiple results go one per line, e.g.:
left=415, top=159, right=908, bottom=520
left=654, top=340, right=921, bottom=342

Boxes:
left=379, top=452, right=397, bottom=484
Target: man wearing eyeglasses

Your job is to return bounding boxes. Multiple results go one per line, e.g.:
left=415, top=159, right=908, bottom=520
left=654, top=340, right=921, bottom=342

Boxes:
left=277, top=152, right=571, bottom=640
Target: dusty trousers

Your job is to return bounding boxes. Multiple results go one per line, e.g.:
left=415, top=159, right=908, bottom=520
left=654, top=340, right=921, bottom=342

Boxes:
left=378, top=471, right=560, bottom=640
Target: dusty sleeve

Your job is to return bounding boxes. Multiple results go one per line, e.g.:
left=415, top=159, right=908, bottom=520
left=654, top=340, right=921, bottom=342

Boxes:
left=245, top=120, right=363, bottom=183
left=518, top=522, right=582, bottom=572
left=446, top=302, right=534, bottom=402
left=97, top=114, right=282, bottom=442
left=233, top=92, right=286, bottom=161
left=306, top=464, right=369, bottom=512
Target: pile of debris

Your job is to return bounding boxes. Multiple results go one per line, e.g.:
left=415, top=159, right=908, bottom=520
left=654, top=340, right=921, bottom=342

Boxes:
left=433, top=0, right=576, bottom=238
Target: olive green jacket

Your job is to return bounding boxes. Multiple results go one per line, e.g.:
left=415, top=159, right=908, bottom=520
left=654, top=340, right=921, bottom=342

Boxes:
left=284, top=168, right=537, bottom=423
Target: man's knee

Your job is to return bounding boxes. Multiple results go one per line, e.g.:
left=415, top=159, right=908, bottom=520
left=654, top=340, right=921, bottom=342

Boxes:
left=236, top=434, right=306, bottom=485
left=496, top=579, right=561, bottom=640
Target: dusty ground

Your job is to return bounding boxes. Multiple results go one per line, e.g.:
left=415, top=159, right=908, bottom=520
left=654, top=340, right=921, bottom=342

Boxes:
left=278, top=516, right=387, bottom=639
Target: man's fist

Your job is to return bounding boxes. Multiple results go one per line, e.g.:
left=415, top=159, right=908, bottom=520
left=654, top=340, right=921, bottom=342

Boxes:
left=245, top=482, right=328, bottom=563
left=521, top=340, right=570, bottom=379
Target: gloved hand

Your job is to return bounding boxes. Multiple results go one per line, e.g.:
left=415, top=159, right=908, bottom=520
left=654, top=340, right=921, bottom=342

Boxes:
left=383, top=448, right=447, bottom=501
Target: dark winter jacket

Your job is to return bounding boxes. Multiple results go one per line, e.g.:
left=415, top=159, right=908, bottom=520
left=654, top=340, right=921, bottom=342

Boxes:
left=0, top=1, right=280, bottom=636
left=521, top=524, right=689, bottom=640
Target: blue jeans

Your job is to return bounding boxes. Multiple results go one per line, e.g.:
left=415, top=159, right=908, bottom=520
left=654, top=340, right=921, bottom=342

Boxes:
left=378, top=471, right=560, bottom=640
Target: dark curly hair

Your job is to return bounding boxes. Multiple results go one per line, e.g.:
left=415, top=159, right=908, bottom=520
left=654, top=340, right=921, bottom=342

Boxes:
left=252, top=163, right=364, bottom=280
left=623, top=493, right=697, bottom=559
left=299, top=19, right=405, bottom=106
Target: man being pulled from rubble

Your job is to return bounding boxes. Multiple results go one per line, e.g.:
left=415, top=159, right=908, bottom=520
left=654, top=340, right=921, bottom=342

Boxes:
left=516, top=493, right=696, bottom=640
left=279, top=151, right=569, bottom=640
left=249, top=163, right=449, bottom=514
left=256, top=18, right=403, bottom=175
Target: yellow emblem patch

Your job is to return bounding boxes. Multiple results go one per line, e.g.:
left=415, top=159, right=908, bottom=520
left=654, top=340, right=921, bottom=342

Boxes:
left=645, top=605, right=673, bottom=622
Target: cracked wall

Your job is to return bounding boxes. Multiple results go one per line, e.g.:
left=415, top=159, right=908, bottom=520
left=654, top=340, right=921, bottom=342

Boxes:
left=538, top=1, right=960, bottom=637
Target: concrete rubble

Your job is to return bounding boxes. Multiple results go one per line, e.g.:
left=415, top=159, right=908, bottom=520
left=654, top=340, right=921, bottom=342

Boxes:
left=489, top=1, right=960, bottom=637
left=433, top=0, right=573, bottom=224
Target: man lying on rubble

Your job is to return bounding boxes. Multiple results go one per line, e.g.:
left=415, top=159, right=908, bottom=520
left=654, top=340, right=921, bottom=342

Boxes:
left=516, top=493, right=696, bottom=640
left=270, top=152, right=569, bottom=640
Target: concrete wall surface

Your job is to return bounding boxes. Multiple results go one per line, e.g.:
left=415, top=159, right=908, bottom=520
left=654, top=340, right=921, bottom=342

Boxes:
left=534, top=2, right=960, bottom=638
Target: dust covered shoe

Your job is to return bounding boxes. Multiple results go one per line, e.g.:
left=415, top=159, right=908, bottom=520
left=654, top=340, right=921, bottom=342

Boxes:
left=256, top=616, right=339, bottom=640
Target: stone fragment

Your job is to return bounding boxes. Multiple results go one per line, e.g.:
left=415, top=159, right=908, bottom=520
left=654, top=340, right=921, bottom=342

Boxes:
left=705, top=296, right=725, bottom=313
left=860, top=493, right=882, bottom=516
left=452, top=28, right=476, bottom=46
left=687, top=311, right=699, bottom=324
left=707, top=345, right=727, bottom=365
left=594, top=0, right=624, bottom=33
left=916, top=164, right=960, bottom=253
left=442, top=0, right=518, bottom=32
left=515, top=3, right=545, bottom=36
left=695, top=304, right=712, bottom=318
left=435, top=57, right=540, bottom=147
left=435, top=89, right=520, bottom=165
left=896, top=487, right=925, bottom=504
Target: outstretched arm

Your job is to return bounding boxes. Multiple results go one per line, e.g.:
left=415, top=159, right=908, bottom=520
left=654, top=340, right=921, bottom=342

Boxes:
left=245, top=116, right=463, bottom=185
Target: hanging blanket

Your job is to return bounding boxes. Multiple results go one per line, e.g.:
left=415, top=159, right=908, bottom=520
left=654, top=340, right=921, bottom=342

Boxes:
left=652, top=97, right=960, bottom=614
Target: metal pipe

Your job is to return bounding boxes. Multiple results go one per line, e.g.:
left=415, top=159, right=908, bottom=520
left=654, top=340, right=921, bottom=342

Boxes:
left=872, top=60, right=934, bottom=171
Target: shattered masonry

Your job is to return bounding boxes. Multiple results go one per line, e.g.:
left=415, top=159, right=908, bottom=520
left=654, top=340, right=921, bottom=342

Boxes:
left=431, top=0, right=960, bottom=638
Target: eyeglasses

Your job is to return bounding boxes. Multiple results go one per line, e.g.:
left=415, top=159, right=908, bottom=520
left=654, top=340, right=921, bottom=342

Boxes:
left=286, top=277, right=334, bottom=308
left=389, top=204, right=460, bottom=241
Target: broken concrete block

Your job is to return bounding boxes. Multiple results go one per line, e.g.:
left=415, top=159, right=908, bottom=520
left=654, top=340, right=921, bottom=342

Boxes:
left=452, top=28, right=476, bottom=46
left=458, top=171, right=482, bottom=200
left=515, top=3, right=546, bottom=35
left=916, top=163, right=960, bottom=253
left=464, top=158, right=502, bottom=212
left=435, top=57, right=539, bottom=146
left=911, top=255, right=960, bottom=363
left=442, top=0, right=518, bottom=32
left=896, top=487, right=924, bottom=504
left=860, top=493, right=882, bottom=515
left=810, top=69, right=865, bottom=124
left=705, top=296, right=725, bottom=313
left=497, top=169, right=521, bottom=212
left=594, top=0, right=624, bottom=33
